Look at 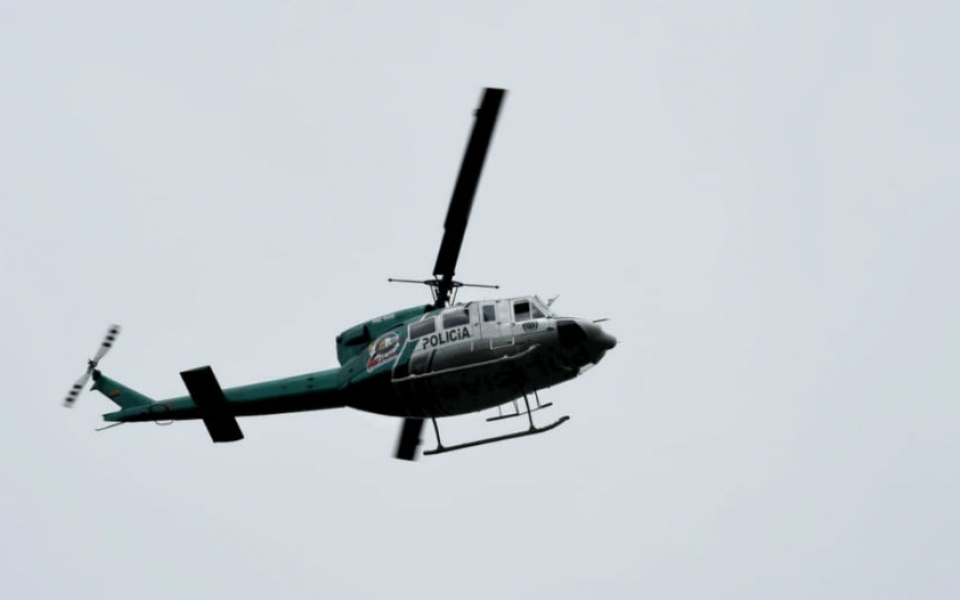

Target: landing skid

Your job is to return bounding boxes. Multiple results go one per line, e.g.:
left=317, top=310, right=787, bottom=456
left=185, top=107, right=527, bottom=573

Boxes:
left=424, top=391, right=569, bottom=457
left=424, top=416, right=568, bottom=456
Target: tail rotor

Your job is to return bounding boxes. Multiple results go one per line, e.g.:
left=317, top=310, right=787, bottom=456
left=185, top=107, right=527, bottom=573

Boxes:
left=64, top=325, right=121, bottom=407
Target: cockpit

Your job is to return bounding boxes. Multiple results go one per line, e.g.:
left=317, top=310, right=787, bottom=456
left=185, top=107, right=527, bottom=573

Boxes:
left=510, top=297, right=551, bottom=322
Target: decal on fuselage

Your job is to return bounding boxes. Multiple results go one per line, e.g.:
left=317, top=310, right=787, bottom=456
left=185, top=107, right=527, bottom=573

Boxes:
left=419, top=326, right=471, bottom=351
left=367, top=332, right=401, bottom=372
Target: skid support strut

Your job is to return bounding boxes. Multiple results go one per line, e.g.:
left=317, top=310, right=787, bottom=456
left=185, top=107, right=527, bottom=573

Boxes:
left=430, top=417, right=444, bottom=452
left=487, top=390, right=553, bottom=423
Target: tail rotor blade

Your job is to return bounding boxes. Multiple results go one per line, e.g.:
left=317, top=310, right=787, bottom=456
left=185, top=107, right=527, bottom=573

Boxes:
left=64, top=371, right=93, bottom=407
left=92, top=325, right=121, bottom=363
left=63, top=324, right=121, bottom=408
left=395, top=418, right=424, bottom=461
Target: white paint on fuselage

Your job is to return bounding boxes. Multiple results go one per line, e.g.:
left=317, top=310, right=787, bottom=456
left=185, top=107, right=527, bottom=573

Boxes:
left=395, top=296, right=578, bottom=417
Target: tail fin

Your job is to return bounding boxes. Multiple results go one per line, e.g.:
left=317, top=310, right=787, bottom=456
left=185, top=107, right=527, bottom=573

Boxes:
left=91, top=371, right=154, bottom=409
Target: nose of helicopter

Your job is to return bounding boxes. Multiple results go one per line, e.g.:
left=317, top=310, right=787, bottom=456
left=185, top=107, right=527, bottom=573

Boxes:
left=557, top=319, right=616, bottom=364
left=581, top=321, right=617, bottom=352
left=597, top=327, right=617, bottom=351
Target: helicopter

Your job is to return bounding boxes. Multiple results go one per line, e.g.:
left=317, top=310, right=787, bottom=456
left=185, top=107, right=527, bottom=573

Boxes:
left=64, top=87, right=617, bottom=460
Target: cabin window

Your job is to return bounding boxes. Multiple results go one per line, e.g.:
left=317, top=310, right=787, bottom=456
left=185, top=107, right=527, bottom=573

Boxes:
left=482, top=304, right=496, bottom=323
left=513, top=300, right=532, bottom=322
left=442, top=308, right=469, bottom=328
left=531, top=304, right=545, bottom=319
left=409, top=318, right=436, bottom=339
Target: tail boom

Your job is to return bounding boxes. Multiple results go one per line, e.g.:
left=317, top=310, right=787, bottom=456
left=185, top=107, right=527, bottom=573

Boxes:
left=99, top=367, right=348, bottom=425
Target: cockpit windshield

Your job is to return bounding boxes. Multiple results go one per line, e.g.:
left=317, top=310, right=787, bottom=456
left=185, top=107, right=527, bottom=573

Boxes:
left=513, top=297, right=551, bottom=322
left=531, top=298, right=549, bottom=318
left=533, top=296, right=557, bottom=317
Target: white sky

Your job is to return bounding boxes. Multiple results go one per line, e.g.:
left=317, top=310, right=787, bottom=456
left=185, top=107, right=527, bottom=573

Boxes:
left=2, top=2, right=959, bottom=598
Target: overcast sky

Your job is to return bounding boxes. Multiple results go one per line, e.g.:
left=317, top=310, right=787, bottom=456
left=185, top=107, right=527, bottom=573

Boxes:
left=2, top=2, right=959, bottom=598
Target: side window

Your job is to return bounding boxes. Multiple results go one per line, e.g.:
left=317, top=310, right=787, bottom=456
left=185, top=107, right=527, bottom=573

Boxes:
left=531, top=304, right=545, bottom=319
left=513, top=300, right=531, bottom=322
left=482, top=304, right=496, bottom=323
left=409, top=318, right=436, bottom=339
left=442, top=308, right=469, bottom=328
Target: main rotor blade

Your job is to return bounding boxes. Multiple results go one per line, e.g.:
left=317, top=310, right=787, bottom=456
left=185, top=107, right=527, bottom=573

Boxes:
left=432, top=87, right=506, bottom=306
left=395, top=418, right=424, bottom=461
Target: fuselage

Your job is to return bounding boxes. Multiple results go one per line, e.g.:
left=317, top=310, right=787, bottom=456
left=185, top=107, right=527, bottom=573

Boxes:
left=102, top=296, right=616, bottom=424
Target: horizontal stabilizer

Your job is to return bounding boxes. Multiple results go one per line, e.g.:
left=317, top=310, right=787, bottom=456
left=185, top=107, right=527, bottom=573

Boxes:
left=199, top=413, right=244, bottom=443
left=180, top=366, right=244, bottom=443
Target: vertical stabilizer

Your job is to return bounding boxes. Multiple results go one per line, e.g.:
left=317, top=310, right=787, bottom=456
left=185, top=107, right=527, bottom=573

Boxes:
left=91, top=371, right=154, bottom=409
